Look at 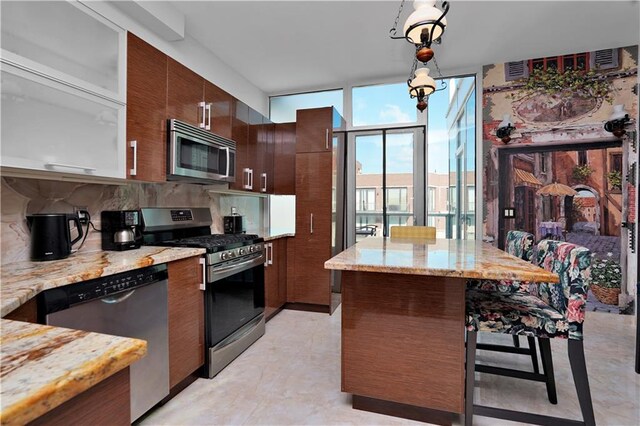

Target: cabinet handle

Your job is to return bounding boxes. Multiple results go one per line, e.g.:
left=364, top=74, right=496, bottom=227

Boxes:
left=261, top=172, right=267, bottom=193
left=129, top=140, right=137, bottom=176
left=199, top=101, right=207, bottom=129
left=268, top=243, right=273, bottom=265
left=249, top=168, right=254, bottom=190
left=310, top=213, right=314, bottom=234
left=243, top=168, right=250, bottom=189
left=199, top=258, right=206, bottom=291
left=45, top=162, right=96, bottom=172
left=206, top=102, right=212, bottom=130
left=325, top=129, right=329, bottom=150
left=221, top=147, right=230, bottom=178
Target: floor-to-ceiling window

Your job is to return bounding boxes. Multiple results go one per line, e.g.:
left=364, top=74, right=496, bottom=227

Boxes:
left=269, top=75, right=476, bottom=245
left=427, top=75, right=476, bottom=239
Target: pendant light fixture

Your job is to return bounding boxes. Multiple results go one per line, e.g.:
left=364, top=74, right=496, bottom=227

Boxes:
left=390, top=0, right=450, bottom=65
left=408, top=66, right=436, bottom=112
left=390, top=0, right=450, bottom=111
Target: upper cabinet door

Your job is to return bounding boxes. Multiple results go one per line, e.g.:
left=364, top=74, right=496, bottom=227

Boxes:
left=1, top=64, right=125, bottom=179
left=167, top=58, right=204, bottom=128
left=204, top=81, right=233, bottom=140
left=127, top=33, right=167, bottom=182
left=1, top=1, right=125, bottom=102
left=295, top=108, right=333, bottom=153
left=230, top=99, right=249, bottom=191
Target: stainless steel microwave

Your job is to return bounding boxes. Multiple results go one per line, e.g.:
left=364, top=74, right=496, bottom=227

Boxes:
left=168, top=119, right=236, bottom=183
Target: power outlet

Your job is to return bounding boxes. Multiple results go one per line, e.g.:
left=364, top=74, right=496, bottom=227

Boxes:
left=74, top=207, right=90, bottom=224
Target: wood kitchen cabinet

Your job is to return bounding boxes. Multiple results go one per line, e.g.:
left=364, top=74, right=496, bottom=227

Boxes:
left=273, top=122, right=296, bottom=195
left=296, top=107, right=334, bottom=153
left=167, top=257, right=204, bottom=388
left=204, top=81, right=233, bottom=140
left=291, top=151, right=333, bottom=307
left=230, top=99, right=249, bottom=191
left=167, top=58, right=205, bottom=129
left=126, top=33, right=167, bottom=182
left=264, top=238, right=288, bottom=320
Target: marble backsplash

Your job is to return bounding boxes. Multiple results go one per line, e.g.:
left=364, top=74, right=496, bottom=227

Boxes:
left=1, top=177, right=264, bottom=264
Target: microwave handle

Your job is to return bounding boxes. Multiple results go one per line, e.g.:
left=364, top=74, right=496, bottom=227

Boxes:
left=221, top=147, right=230, bottom=178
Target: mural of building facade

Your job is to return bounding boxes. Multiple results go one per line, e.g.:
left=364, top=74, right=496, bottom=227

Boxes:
left=482, top=45, right=638, bottom=307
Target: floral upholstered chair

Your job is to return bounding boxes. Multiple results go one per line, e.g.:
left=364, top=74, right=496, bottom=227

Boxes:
left=464, top=240, right=595, bottom=426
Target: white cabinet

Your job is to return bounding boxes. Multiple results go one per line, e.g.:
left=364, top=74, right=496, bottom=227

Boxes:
left=0, top=0, right=126, bottom=180
left=1, top=64, right=125, bottom=179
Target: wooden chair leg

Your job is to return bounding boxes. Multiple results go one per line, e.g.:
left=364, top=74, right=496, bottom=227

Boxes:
left=568, top=339, right=596, bottom=426
left=538, top=337, right=558, bottom=404
left=466, top=331, right=477, bottom=426
left=527, top=336, right=539, bottom=374
left=512, top=335, right=520, bottom=348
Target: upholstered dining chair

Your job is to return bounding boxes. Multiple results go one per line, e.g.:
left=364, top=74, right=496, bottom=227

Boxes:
left=389, top=225, right=436, bottom=239
left=466, top=230, right=541, bottom=375
left=465, top=240, right=594, bottom=426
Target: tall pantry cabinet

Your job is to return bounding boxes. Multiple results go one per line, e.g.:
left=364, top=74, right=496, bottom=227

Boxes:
left=289, top=107, right=340, bottom=308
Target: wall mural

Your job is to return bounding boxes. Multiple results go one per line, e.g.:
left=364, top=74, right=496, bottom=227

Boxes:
left=482, top=45, right=638, bottom=314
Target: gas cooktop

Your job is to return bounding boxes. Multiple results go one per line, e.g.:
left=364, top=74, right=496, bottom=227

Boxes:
left=158, top=234, right=263, bottom=251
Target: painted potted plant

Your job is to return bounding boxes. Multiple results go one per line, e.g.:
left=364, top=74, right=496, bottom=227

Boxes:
left=607, top=170, right=622, bottom=191
left=589, top=254, right=622, bottom=305
left=572, top=164, right=593, bottom=183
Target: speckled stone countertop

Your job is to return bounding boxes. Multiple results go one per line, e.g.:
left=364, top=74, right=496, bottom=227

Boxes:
left=0, top=246, right=205, bottom=317
left=0, top=319, right=146, bottom=425
left=325, top=237, right=559, bottom=283
left=262, top=232, right=295, bottom=242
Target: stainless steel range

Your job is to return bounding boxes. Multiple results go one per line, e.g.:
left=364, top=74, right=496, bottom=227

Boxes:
left=140, top=207, right=265, bottom=378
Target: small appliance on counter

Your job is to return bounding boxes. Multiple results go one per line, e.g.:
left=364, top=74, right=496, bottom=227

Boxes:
left=223, top=207, right=244, bottom=234
left=101, top=210, right=142, bottom=251
left=26, top=213, right=84, bottom=261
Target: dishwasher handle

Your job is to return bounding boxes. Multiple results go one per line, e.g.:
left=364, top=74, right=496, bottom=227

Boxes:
left=101, top=290, right=136, bottom=304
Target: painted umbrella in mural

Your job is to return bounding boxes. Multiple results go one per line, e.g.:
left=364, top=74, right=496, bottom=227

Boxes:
left=536, top=182, right=578, bottom=197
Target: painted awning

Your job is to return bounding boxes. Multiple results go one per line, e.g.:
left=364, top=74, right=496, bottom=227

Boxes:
left=514, top=168, right=543, bottom=188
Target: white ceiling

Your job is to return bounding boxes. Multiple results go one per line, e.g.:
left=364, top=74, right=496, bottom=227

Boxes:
left=170, top=1, right=640, bottom=95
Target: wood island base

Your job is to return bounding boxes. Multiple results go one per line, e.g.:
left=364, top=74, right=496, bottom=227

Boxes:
left=341, top=271, right=466, bottom=418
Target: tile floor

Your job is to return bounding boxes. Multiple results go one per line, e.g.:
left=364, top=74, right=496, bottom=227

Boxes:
left=140, top=307, right=639, bottom=425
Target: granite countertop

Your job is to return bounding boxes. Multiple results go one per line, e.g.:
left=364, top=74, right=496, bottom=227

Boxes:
left=0, top=319, right=146, bottom=425
left=0, top=246, right=205, bottom=317
left=263, top=232, right=295, bottom=242
left=325, top=237, right=559, bottom=283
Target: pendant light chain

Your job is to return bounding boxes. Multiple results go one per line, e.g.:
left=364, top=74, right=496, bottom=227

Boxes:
left=389, top=0, right=406, bottom=38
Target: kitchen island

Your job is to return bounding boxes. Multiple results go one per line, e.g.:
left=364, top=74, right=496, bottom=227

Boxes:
left=325, top=237, right=559, bottom=425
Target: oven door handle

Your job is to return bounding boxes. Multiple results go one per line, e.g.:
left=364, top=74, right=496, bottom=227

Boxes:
left=211, top=255, right=263, bottom=277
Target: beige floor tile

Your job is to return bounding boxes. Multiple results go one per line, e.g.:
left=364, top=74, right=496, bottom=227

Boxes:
left=140, top=307, right=639, bottom=426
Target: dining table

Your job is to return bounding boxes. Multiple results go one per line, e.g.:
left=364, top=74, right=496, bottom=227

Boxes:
left=324, top=237, right=559, bottom=425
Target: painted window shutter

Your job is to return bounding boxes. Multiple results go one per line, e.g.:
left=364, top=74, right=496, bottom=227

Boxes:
left=590, top=49, right=619, bottom=70
left=504, top=61, right=529, bottom=81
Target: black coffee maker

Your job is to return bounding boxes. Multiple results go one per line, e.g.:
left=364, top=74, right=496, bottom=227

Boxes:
left=26, top=213, right=84, bottom=261
left=101, top=210, right=142, bottom=251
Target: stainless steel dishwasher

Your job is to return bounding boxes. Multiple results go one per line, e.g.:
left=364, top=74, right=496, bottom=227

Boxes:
left=39, top=264, right=169, bottom=422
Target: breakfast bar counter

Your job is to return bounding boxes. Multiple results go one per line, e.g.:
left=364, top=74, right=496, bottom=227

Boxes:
left=325, top=237, right=558, bottom=424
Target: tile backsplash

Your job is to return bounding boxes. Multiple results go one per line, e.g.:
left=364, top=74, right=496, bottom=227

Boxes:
left=1, top=177, right=264, bottom=264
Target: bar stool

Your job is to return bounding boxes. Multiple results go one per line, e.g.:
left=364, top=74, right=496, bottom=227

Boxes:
left=467, top=230, right=541, bottom=374
left=465, top=240, right=595, bottom=425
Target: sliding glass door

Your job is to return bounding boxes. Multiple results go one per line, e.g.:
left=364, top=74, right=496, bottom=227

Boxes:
left=346, top=127, right=424, bottom=244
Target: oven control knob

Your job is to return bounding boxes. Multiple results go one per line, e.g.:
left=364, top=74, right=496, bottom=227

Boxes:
left=221, top=252, right=228, bottom=260
left=229, top=251, right=236, bottom=258
left=239, top=248, right=246, bottom=255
